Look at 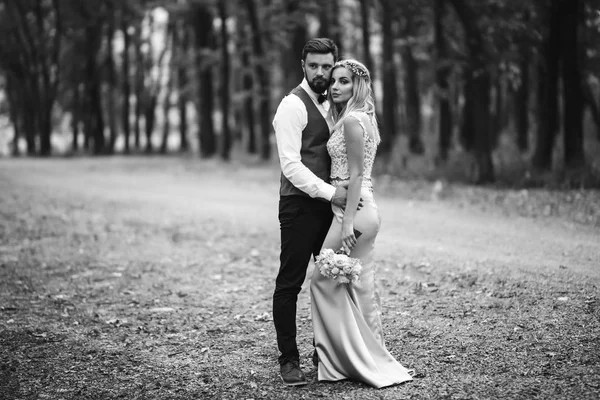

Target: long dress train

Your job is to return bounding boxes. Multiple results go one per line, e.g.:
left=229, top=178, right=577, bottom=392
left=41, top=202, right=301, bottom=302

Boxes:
left=310, top=111, right=413, bottom=388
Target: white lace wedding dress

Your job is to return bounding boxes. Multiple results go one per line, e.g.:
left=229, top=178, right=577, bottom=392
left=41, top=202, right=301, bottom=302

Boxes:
left=310, top=111, right=414, bottom=388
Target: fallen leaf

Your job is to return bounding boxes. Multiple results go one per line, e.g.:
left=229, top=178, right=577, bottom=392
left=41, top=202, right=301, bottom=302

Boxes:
left=254, top=312, right=272, bottom=322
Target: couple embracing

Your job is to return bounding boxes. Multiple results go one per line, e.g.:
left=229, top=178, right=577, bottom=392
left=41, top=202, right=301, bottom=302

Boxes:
left=272, top=37, right=414, bottom=388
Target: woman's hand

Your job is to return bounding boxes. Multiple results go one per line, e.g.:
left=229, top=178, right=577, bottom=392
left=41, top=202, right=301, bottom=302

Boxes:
left=341, top=221, right=357, bottom=254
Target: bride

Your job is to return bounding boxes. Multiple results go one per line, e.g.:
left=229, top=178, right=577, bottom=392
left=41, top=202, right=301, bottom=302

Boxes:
left=310, top=59, right=414, bottom=388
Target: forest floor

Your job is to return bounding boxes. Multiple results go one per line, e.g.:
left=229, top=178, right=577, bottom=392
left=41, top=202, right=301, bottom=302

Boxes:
left=1, top=156, right=599, bottom=400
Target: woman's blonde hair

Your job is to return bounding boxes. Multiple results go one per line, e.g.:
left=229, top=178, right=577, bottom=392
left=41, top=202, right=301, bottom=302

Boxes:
left=329, top=59, right=380, bottom=144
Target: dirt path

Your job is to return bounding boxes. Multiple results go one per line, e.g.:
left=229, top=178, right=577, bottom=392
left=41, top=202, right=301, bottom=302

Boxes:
left=1, top=157, right=599, bottom=400
left=5, top=157, right=598, bottom=276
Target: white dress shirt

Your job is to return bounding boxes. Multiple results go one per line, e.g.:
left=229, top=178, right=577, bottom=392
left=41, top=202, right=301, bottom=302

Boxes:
left=273, top=79, right=336, bottom=201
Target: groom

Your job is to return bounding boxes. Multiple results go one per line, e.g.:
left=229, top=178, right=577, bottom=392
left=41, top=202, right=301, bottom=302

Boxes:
left=272, top=37, right=347, bottom=386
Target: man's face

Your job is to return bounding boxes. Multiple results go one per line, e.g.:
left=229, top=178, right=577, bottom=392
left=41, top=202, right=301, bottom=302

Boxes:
left=302, top=52, right=335, bottom=94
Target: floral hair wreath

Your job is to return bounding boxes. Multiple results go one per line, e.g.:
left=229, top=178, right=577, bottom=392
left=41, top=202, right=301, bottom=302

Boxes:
left=335, top=60, right=370, bottom=79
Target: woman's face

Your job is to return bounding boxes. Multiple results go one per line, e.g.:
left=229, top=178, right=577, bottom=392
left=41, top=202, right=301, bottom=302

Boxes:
left=330, top=67, right=353, bottom=105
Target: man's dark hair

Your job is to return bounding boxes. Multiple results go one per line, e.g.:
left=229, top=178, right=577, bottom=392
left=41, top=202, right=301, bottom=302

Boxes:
left=302, top=38, right=338, bottom=61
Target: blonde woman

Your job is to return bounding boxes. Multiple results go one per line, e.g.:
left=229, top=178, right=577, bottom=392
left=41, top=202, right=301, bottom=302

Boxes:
left=310, top=59, right=414, bottom=388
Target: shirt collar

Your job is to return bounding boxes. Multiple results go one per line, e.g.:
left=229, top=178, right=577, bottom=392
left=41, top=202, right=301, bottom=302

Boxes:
left=300, top=78, right=326, bottom=103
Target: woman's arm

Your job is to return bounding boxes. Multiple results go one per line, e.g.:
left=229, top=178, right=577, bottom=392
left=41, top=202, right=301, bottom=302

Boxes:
left=341, top=116, right=365, bottom=254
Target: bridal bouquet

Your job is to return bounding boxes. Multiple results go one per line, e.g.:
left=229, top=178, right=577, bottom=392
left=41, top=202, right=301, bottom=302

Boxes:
left=315, top=248, right=363, bottom=284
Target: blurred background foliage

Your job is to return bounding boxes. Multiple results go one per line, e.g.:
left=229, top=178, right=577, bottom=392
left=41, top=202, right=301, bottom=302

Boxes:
left=0, top=0, right=599, bottom=187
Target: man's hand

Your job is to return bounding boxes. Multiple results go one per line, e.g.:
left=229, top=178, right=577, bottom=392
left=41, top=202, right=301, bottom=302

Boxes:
left=331, top=186, right=348, bottom=208
left=331, top=186, right=363, bottom=210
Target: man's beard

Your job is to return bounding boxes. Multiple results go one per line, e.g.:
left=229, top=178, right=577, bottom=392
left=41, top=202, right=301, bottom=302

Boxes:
left=305, top=71, right=329, bottom=94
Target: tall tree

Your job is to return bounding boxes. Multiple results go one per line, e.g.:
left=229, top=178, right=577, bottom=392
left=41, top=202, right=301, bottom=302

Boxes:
left=194, top=4, right=217, bottom=157
left=176, top=20, right=190, bottom=152
left=161, top=20, right=175, bottom=154
left=379, top=0, right=399, bottom=155
left=1, top=0, right=62, bottom=156
left=240, top=23, right=257, bottom=154
left=106, top=1, right=119, bottom=153
left=219, top=0, right=232, bottom=160
left=133, top=22, right=144, bottom=150
left=83, top=21, right=105, bottom=154
left=142, top=13, right=169, bottom=154
left=71, top=84, right=81, bottom=153
left=401, top=15, right=424, bottom=155
left=283, top=0, right=307, bottom=92
left=246, top=0, right=271, bottom=160
left=449, top=0, right=494, bottom=183
left=532, top=0, right=561, bottom=170
left=121, top=9, right=132, bottom=154
left=319, top=0, right=342, bottom=53
left=359, top=0, right=374, bottom=82
left=4, top=76, right=21, bottom=156
left=515, top=23, right=531, bottom=152
left=561, top=0, right=585, bottom=168
left=434, top=0, right=452, bottom=162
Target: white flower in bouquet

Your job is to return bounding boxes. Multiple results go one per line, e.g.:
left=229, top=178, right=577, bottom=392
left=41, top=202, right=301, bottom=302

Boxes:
left=315, top=248, right=362, bottom=284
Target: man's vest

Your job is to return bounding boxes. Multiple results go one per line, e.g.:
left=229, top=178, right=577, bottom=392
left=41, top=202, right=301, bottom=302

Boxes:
left=280, top=86, right=331, bottom=197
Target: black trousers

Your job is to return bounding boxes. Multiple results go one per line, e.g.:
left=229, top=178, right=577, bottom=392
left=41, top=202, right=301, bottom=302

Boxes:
left=273, top=195, right=333, bottom=365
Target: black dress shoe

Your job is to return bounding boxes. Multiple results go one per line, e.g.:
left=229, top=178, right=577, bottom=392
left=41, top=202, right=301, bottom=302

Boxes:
left=312, top=350, right=319, bottom=367
left=280, top=360, right=308, bottom=386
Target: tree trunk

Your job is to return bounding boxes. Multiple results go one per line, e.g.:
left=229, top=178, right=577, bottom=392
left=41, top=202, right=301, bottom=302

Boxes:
left=144, top=94, right=156, bottom=153
left=219, top=0, right=232, bottom=160
left=246, top=0, right=271, bottom=160
left=23, top=102, right=37, bottom=155
left=379, top=0, right=398, bottom=155
left=134, top=24, right=144, bottom=150
left=449, top=0, right=494, bottom=183
left=471, top=74, right=494, bottom=183
left=359, top=0, right=374, bottom=83
left=194, top=4, right=217, bottom=157
left=71, top=84, right=81, bottom=153
left=35, top=0, right=51, bottom=156
left=490, top=75, right=502, bottom=149
left=532, top=0, right=560, bottom=170
left=434, top=0, right=452, bottom=162
left=161, top=23, right=176, bottom=155
left=106, top=3, right=118, bottom=154
left=560, top=0, right=584, bottom=168
left=583, top=81, right=600, bottom=141
left=319, top=1, right=341, bottom=53
left=5, top=76, right=21, bottom=156
left=121, top=15, right=132, bottom=154
left=516, top=44, right=530, bottom=152
left=90, top=77, right=105, bottom=155
left=160, top=87, right=171, bottom=154
left=84, top=24, right=105, bottom=155
left=241, top=35, right=256, bottom=154
left=177, top=23, right=190, bottom=152
left=20, top=78, right=38, bottom=155
left=401, top=33, right=424, bottom=155
left=460, top=76, right=475, bottom=151
left=284, top=0, right=307, bottom=91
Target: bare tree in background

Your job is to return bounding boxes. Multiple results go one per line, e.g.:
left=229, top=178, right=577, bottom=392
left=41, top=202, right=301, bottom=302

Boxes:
left=434, top=0, right=452, bottom=162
